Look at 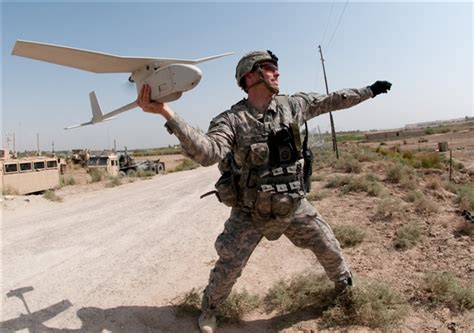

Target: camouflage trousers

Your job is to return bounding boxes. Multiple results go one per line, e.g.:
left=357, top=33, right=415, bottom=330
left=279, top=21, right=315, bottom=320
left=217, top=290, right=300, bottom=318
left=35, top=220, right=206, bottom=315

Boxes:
left=201, top=199, right=350, bottom=315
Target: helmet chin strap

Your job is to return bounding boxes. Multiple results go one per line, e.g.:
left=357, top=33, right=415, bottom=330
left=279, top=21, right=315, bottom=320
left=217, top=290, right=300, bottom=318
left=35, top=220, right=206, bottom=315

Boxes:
left=246, top=68, right=279, bottom=95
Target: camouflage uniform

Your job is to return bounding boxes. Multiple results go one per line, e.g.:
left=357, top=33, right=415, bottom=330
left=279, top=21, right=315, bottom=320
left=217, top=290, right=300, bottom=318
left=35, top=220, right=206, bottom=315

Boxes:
left=164, top=87, right=373, bottom=315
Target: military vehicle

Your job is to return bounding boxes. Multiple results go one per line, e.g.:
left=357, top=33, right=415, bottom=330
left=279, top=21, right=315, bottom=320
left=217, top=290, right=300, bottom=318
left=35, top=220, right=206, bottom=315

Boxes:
left=118, top=150, right=165, bottom=176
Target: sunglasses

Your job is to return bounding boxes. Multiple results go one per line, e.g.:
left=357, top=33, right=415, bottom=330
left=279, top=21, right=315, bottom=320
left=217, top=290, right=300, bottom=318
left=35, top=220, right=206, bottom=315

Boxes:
left=258, top=63, right=279, bottom=72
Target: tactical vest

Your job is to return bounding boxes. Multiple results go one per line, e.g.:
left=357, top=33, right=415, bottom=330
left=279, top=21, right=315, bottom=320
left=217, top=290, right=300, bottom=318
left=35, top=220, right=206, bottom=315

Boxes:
left=216, top=96, right=306, bottom=239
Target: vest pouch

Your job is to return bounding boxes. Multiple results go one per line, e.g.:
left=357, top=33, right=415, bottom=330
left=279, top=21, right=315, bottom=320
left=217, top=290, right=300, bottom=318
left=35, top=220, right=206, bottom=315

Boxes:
left=248, top=143, right=269, bottom=167
left=272, top=193, right=295, bottom=218
left=215, top=171, right=238, bottom=207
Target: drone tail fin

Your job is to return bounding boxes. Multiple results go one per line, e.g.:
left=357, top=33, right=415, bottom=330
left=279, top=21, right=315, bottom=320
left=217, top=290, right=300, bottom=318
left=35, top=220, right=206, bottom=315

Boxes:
left=89, top=91, right=104, bottom=123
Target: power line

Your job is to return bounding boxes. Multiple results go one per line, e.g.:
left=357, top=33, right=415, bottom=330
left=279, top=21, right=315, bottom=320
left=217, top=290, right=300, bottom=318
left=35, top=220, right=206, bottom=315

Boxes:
left=320, top=0, right=335, bottom=47
left=326, top=0, right=349, bottom=49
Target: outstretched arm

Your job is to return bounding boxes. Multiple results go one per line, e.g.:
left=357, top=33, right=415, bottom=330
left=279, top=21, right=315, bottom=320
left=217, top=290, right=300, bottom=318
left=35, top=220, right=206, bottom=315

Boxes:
left=292, top=81, right=392, bottom=123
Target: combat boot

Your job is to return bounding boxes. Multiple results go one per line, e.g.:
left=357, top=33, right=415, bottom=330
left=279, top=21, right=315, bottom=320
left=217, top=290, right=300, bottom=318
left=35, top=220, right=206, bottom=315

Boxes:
left=334, top=273, right=353, bottom=295
left=199, top=312, right=217, bottom=333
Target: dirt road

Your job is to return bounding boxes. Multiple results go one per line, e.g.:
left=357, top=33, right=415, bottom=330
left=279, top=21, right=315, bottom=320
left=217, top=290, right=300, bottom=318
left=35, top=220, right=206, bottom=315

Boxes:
left=1, top=166, right=320, bottom=332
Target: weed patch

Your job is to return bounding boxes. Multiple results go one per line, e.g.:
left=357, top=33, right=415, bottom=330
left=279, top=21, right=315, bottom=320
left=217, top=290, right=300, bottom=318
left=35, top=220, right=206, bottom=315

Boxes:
left=393, top=223, right=421, bottom=250
left=43, top=190, right=62, bottom=202
left=306, top=190, right=330, bottom=201
left=218, top=290, right=261, bottom=323
left=106, top=176, right=122, bottom=188
left=168, top=158, right=200, bottom=173
left=89, top=169, right=105, bottom=182
left=333, top=156, right=362, bottom=173
left=321, top=281, right=408, bottom=331
left=333, top=225, right=366, bottom=248
left=264, top=272, right=334, bottom=314
left=376, top=196, right=403, bottom=219
left=423, top=272, right=474, bottom=312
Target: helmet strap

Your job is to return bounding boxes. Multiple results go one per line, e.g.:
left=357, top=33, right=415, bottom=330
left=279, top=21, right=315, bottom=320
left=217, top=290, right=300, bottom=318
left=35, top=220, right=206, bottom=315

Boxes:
left=246, top=68, right=279, bottom=94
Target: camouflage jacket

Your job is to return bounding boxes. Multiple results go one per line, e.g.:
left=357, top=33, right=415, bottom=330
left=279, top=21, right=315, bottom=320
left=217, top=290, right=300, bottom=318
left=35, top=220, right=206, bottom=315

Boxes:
left=165, top=87, right=372, bottom=169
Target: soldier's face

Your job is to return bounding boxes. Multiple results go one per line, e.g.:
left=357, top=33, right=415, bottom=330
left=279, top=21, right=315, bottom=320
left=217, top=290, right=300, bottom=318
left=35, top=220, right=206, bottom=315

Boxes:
left=259, top=61, right=280, bottom=88
left=246, top=61, right=280, bottom=93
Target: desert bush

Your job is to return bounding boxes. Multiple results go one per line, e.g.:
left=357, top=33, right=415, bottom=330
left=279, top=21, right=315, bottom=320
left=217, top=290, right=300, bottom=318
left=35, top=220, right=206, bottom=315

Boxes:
left=455, top=220, right=473, bottom=237
left=174, top=288, right=261, bottom=323
left=454, top=185, right=474, bottom=211
left=353, top=149, right=379, bottom=162
left=321, top=281, right=408, bottom=331
left=424, top=272, right=474, bottom=311
left=325, top=175, right=383, bottom=197
left=413, top=196, right=438, bottom=215
left=60, top=176, right=76, bottom=186
left=174, top=288, right=202, bottom=318
left=393, top=223, right=421, bottom=250
left=406, top=190, right=424, bottom=203
left=218, top=290, right=261, bottom=323
left=425, top=178, right=442, bottom=190
left=310, top=174, right=325, bottom=182
left=43, top=190, right=62, bottom=202
left=376, top=196, right=403, bottom=219
left=418, top=152, right=443, bottom=169
left=89, top=169, right=105, bottom=182
left=333, top=225, right=366, bottom=248
left=168, top=158, right=200, bottom=173
left=385, top=163, right=406, bottom=183
left=2, top=186, right=18, bottom=195
left=334, top=156, right=362, bottom=173
left=306, top=190, right=330, bottom=201
left=106, top=176, right=122, bottom=188
left=264, top=272, right=334, bottom=314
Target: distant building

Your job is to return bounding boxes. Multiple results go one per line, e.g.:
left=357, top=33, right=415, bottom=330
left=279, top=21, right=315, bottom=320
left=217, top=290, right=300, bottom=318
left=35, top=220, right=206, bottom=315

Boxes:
left=365, top=128, right=425, bottom=141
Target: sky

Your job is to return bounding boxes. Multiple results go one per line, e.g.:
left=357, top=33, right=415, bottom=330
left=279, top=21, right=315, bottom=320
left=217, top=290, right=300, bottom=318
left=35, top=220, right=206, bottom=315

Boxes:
left=2, top=1, right=473, bottom=152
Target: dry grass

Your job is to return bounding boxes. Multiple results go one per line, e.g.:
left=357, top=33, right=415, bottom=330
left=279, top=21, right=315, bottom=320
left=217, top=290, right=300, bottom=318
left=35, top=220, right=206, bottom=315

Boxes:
left=43, top=190, right=62, bottom=202
left=393, top=223, right=422, bottom=250
left=423, top=272, right=474, bottom=312
left=333, top=225, right=366, bottom=248
left=376, top=195, right=403, bottom=219
left=321, top=281, right=409, bottom=331
left=168, top=158, right=200, bottom=173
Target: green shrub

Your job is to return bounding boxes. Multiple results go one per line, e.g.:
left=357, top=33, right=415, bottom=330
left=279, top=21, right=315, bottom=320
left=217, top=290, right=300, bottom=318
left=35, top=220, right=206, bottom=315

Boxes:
left=218, top=290, right=261, bottom=323
left=406, top=190, right=424, bottom=203
left=43, top=190, right=62, bottom=202
left=169, top=158, right=200, bottom=173
left=334, top=156, right=362, bottom=173
left=89, top=169, right=105, bottom=182
left=385, top=163, right=405, bottom=183
left=325, top=175, right=383, bottom=197
left=376, top=196, right=403, bottom=219
left=424, top=272, right=474, bottom=311
left=321, top=281, right=408, bottom=330
left=264, top=272, right=334, bottom=314
left=106, top=176, right=122, bottom=188
left=454, top=185, right=474, bottom=211
left=333, top=225, right=366, bottom=248
left=418, top=152, right=443, bottom=169
left=306, top=190, right=330, bottom=201
left=413, top=196, right=438, bottom=215
left=393, top=223, right=421, bottom=250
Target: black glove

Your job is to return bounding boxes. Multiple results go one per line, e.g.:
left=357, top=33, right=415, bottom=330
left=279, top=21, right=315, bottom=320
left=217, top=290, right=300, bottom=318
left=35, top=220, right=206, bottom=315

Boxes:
left=369, top=81, right=392, bottom=97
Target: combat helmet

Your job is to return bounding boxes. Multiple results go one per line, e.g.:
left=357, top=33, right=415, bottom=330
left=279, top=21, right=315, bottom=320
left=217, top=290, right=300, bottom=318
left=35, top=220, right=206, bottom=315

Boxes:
left=235, top=50, right=278, bottom=92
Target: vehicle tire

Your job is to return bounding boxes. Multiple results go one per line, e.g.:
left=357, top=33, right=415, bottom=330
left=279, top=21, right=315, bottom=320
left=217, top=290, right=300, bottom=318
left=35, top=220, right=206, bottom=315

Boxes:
left=126, top=169, right=137, bottom=177
left=157, top=163, right=165, bottom=174
left=118, top=171, right=127, bottom=178
left=150, top=166, right=157, bottom=174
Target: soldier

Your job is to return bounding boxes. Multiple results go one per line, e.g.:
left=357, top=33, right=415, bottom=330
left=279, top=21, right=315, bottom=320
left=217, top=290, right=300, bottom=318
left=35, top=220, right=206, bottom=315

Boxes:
left=138, top=50, right=391, bottom=333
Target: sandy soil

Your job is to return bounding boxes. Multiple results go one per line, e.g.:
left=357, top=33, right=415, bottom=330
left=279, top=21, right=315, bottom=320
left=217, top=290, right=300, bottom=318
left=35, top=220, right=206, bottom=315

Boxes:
left=1, top=139, right=473, bottom=332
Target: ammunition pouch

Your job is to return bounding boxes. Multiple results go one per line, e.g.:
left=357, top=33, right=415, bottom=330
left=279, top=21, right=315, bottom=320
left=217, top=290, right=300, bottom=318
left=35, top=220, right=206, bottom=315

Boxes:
left=252, top=191, right=302, bottom=240
left=214, top=171, right=238, bottom=207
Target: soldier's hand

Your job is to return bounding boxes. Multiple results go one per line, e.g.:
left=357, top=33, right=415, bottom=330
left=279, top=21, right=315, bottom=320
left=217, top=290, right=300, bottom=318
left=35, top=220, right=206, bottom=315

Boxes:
left=369, top=81, right=392, bottom=97
left=137, top=84, right=175, bottom=120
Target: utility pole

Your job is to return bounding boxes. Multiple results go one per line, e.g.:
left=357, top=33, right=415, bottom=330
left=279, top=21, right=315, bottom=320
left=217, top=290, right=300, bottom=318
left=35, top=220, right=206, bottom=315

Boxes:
left=52, top=140, right=55, bottom=154
left=37, top=133, right=40, bottom=156
left=318, top=45, right=339, bottom=159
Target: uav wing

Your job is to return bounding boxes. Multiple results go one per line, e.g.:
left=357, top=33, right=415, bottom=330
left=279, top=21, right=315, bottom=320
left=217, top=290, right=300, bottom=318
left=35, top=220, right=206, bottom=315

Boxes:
left=12, top=40, right=234, bottom=73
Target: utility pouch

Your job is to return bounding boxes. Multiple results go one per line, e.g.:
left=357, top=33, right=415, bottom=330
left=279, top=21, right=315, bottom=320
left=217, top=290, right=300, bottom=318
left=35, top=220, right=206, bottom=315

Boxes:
left=248, top=143, right=270, bottom=166
left=200, top=171, right=238, bottom=207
